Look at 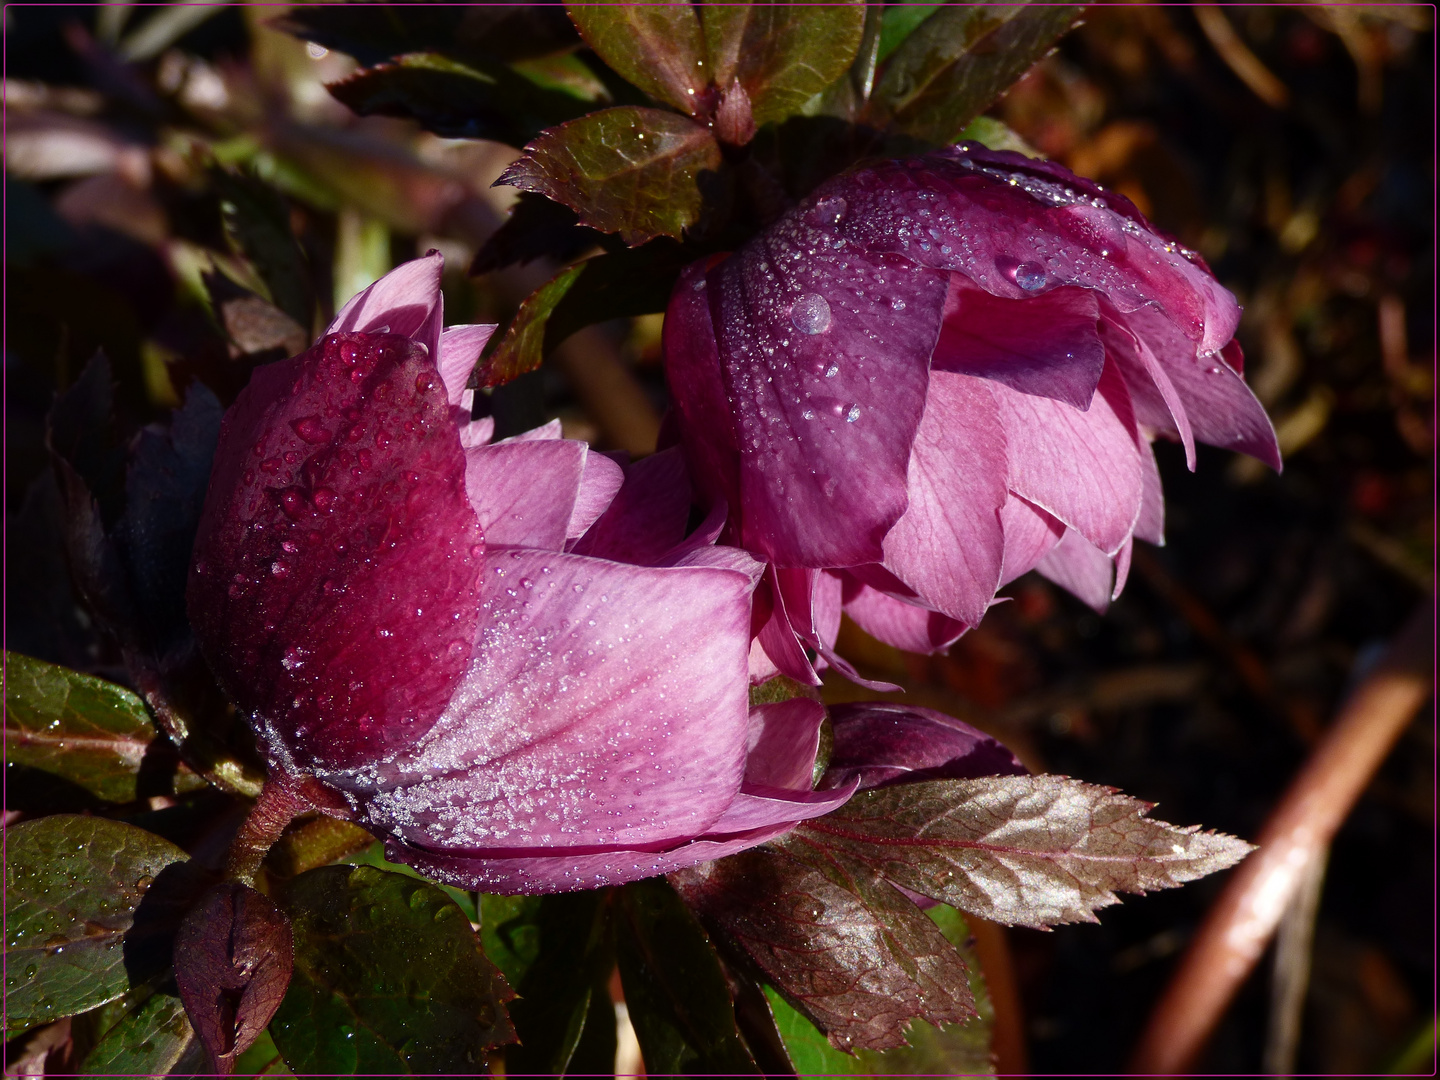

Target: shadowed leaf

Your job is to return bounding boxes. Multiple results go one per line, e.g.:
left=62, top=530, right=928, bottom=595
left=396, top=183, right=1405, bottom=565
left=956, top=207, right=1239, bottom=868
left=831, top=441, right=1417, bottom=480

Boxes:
left=327, top=53, right=592, bottom=146
left=615, top=878, right=759, bottom=1075
left=213, top=170, right=316, bottom=330
left=872, top=4, right=1084, bottom=146
left=4, top=816, right=189, bottom=1035
left=269, top=865, right=514, bottom=1075
left=877, top=4, right=943, bottom=64
left=700, top=2, right=866, bottom=126
left=489, top=891, right=617, bottom=1078
left=670, top=840, right=975, bottom=1052
left=544, top=243, right=694, bottom=350
left=474, top=262, right=586, bottom=388
left=174, top=881, right=293, bottom=1075
left=498, top=106, right=723, bottom=246
left=264, top=816, right=375, bottom=881
left=76, top=990, right=195, bottom=1077
left=3, top=651, right=202, bottom=804
left=470, top=193, right=596, bottom=276
left=280, top=4, right=579, bottom=67
left=566, top=3, right=706, bottom=114
left=803, top=775, right=1254, bottom=928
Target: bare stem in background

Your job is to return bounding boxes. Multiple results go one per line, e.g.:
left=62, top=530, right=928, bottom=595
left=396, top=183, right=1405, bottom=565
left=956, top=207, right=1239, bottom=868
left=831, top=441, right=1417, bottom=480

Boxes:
left=1128, top=602, right=1433, bottom=1073
left=1263, top=845, right=1328, bottom=1076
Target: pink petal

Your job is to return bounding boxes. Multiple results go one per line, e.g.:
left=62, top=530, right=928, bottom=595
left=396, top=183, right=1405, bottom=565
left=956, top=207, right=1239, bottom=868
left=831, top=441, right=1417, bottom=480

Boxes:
left=437, top=324, right=495, bottom=407
left=744, top=698, right=826, bottom=791
left=1035, top=528, right=1115, bottom=612
left=567, top=451, right=624, bottom=540
left=458, top=416, right=495, bottom=450
left=1112, top=536, right=1134, bottom=600
left=342, top=548, right=756, bottom=850
left=998, top=495, right=1065, bottom=586
left=991, top=359, right=1143, bottom=556
left=571, top=447, right=692, bottom=564
left=1102, top=309, right=1197, bottom=470
left=933, top=276, right=1106, bottom=410
left=881, top=372, right=1007, bottom=626
left=1135, top=438, right=1165, bottom=545
left=187, top=332, right=484, bottom=773
left=823, top=702, right=1027, bottom=790
left=463, top=439, right=585, bottom=551
left=840, top=575, right=969, bottom=655
left=327, top=253, right=445, bottom=360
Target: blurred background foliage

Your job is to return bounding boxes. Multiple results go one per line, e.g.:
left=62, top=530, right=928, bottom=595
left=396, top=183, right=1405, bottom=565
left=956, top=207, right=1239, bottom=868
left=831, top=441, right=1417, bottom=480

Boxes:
left=4, top=2, right=1433, bottom=1074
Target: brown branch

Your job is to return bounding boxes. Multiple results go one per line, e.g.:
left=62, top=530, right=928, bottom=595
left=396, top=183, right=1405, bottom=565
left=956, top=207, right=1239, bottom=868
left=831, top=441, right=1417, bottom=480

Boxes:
left=1128, top=602, right=1433, bottom=1073
left=1194, top=6, right=1290, bottom=109
left=970, top=917, right=1028, bottom=1076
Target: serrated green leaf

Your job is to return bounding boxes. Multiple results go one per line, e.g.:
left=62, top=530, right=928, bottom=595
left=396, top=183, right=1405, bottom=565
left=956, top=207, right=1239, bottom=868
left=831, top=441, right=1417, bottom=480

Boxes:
left=3, top=652, right=201, bottom=804
left=475, top=262, right=586, bottom=389
left=269, top=865, right=513, bottom=1075
left=566, top=3, right=706, bottom=114
left=872, top=4, right=1083, bottom=146
left=544, top=242, right=693, bottom=350
left=4, top=815, right=189, bottom=1035
left=498, top=106, right=723, bottom=246
left=342, top=841, right=477, bottom=923
left=75, top=990, right=193, bottom=1078
left=958, top=115, right=1041, bottom=157
left=700, top=2, right=866, bottom=126
left=327, top=52, right=593, bottom=146
left=615, top=878, right=759, bottom=1076
left=213, top=170, right=316, bottom=331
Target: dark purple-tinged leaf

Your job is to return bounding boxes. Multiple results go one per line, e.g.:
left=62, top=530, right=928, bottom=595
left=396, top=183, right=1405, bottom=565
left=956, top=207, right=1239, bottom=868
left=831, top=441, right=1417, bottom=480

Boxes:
left=804, top=775, right=1254, bottom=928
left=327, top=53, right=593, bottom=146
left=822, top=701, right=1027, bottom=792
left=871, top=4, right=1084, bottom=146
left=281, top=4, right=579, bottom=67
left=498, top=106, right=723, bottom=246
left=474, top=262, right=586, bottom=388
left=263, top=815, right=375, bottom=880
left=670, top=840, right=975, bottom=1052
left=75, top=990, right=195, bottom=1077
left=206, top=280, right=309, bottom=360
left=213, top=169, right=316, bottom=331
left=174, top=882, right=293, bottom=1075
left=488, top=891, right=618, bottom=1078
left=3, top=651, right=203, bottom=804
left=4, top=816, right=188, bottom=1035
left=614, top=878, right=760, bottom=1076
left=876, top=4, right=943, bottom=64
left=700, top=2, right=866, bottom=126
left=544, top=242, right=696, bottom=351
left=763, top=903, right=995, bottom=1075
left=470, top=193, right=596, bottom=276
left=269, top=865, right=514, bottom=1074
left=47, top=350, right=127, bottom=528
left=566, top=3, right=706, bottom=114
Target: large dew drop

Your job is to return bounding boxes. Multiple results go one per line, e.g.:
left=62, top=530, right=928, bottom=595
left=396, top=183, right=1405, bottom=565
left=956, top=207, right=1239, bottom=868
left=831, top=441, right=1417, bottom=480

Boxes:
left=1012, top=262, right=1048, bottom=292
left=791, top=293, right=832, bottom=335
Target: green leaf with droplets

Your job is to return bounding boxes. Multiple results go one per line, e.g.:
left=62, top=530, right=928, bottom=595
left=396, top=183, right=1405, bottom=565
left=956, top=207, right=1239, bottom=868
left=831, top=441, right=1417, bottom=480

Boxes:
left=76, top=989, right=195, bottom=1077
left=4, top=815, right=189, bottom=1035
left=4, top=651, right=203, bottom=805
left=268, top=865, right=514, bottom=1075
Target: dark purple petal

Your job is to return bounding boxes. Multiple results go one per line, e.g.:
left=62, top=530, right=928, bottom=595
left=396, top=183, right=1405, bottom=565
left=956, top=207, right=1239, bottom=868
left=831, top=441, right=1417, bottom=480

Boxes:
left=463, top=438, right=586, bottom=551
left=755, top=568, right=822, bottom=687
left=327, top=253, right=445, bottom=361
left=840, top=575, right=969, bottom=655
left=998, top=494, right=1065, bottom=587
left=826, top=148, right=1240, bottom=355
left=934, top=276, right=1106, bottom=409
left=822, top=702, right=1026, bottom=791
left=744, top=698, right=826, bottom=791
left=680, top=206, right=950, bottom=567
left=571, top=446, right=692, bottom=564
left=188, top=332, right=484, bottom=772
left=333, top=548, right=755, bottom=850
left=991, top=359, right=1143, bottom=556
left=1035, top=528, right=1114, bottom=612
left=881, top=372, right=1007, bottom=626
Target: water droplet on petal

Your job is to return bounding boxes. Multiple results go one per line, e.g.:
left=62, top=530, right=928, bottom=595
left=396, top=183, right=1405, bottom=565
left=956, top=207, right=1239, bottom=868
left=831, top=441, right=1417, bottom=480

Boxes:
left=791, top=293, right=832, bottom=335
left=1013, top=262, right=1048, bottom=291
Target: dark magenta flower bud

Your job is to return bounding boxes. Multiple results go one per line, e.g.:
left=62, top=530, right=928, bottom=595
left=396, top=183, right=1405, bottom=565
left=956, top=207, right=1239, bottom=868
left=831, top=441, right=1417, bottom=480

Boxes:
left=189, top=255, right=853, bottom=892
left=664, top=146, right=1280, bottom=673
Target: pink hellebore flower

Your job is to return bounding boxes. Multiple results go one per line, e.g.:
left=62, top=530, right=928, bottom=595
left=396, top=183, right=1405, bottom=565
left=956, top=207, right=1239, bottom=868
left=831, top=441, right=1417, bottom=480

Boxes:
left=187, top=254, right=852, bottom=893
left=664, top=146, right=1280, bottom=673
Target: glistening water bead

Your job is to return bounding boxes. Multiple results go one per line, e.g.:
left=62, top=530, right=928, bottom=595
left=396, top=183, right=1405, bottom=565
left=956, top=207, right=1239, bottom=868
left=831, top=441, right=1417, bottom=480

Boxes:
left=790, top=293, right=832, bottom=335
left=1013, top=262, right=1048, bottom=292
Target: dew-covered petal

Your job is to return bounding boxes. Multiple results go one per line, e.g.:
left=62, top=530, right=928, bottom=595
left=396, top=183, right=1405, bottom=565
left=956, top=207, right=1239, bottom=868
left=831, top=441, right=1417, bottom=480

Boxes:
left=682, top=209, right=950, bottom=567
left=463, top=438, right=586, bottom=551
left=997, top=494, right=1065, bottom=587
left=933, top=276, right=1105, bottom=410
left=437, top=324, right=495, bottom=407
left=572, top=447, right=692, bottom=564
left=1035, top=528, right=1115, bottom=612
left=1122, top=306, right=1281, bottom=470
left=826, top=147, right=1240, bottom=356
left=327, top=253, right=445, bottom=360
left=840, top=574, right=969, bottom=655
left=991, top=359, right=1143, bottom=556
left=187, top=332, right=484, bottom=773
left=744, top=698, right=826, bottom=791
left=822, top=702, right=1027, bottom=792
left=881, top=372, right=1007, bottom=626
left=339, top=549, right=755, bottom=850
left=567, top=451, right=625, bottom=540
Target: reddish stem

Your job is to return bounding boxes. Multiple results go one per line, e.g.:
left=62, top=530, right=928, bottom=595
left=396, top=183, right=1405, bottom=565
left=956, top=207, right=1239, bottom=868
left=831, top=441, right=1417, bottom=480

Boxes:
left=1128, top=602, right=1433, bottom=1073
left=223, top=777, right=318, bottom=886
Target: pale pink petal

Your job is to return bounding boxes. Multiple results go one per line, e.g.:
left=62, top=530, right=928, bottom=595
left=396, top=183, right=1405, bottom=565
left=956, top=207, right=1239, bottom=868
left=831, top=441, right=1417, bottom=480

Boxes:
left=840, top=575, right=969, bottom=655
left=1102, top=310, right=1196, bottom=470
left=991, top=359, right=1143, bottom=556
left=458, top=416, right=496, bottom=450
left=1135, top=438, right=1165, bottom=545
left=881, top=372, right=1007, bottom=626
left=998, top=495, right=1065, bottom=586
left=437, top=324, right=495, bottom=407
left=464, top=439, right=585, bottom=550
left=1112, top=536, right=1134, bottom=600
left=744, top=698, right=826, bottom=790
left=498, top=418, right=563, bottom=443
left=327, top=253, right=445, bottom=359
left=1035, top=528, right=1115, bottom=612
left=566, top=451, right=624, bottom=540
